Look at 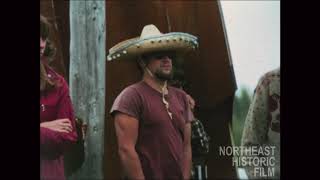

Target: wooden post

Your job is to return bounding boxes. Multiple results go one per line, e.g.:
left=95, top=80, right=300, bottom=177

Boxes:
left=69, top=1, right=105, bottom=179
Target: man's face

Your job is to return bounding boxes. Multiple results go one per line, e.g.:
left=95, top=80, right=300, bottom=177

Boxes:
left=40, top=37, right=47, bottom=58
left=145, top=51, right=175, bottom=81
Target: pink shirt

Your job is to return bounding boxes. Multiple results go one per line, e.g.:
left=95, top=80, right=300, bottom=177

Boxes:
left=40, top=65, right=77, bottom=180
left=111, top=81, right=193, bottom=180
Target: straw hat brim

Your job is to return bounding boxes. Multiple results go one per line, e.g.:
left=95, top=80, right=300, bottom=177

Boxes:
left=107, top=32, right=198, bottom=61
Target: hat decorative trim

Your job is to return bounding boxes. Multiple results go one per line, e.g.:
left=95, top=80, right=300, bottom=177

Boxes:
left=107, top=25, right=199, bottom=61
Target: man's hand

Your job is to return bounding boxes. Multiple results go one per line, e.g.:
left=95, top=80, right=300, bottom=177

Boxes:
left=40, top=118, right=73, bottom=133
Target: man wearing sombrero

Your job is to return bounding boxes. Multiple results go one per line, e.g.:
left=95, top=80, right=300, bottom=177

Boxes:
left=109, top=24, right=198, bottom=180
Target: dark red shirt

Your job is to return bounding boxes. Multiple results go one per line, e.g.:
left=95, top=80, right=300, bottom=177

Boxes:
left=40, top=66, right=77, bottom=180
left=111, top=81, right=193, bottom=180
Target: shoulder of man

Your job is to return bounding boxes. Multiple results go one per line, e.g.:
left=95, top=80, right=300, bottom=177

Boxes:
left=255, top=68, right=280, bottom=93
left=170, top=86, right=188, bottom=97
left=264, top=68, right=280, bottom=80
left=110, top=82, right=144, bottom=117
left=118, top=82, right=144, bottom=97
left=169, top=86, right=190, bottom=105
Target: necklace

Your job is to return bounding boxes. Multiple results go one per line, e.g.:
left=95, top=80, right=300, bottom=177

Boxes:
left=145, top=67, right=172, bottom=119
left=160, top=81, right=172, bottom=120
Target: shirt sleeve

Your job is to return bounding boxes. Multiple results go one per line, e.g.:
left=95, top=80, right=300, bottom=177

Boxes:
left=182, top=92, right=194, bottom=124
left=40, top=77, right=78, bottom=154
left=110, top=86, right=142, bottom=120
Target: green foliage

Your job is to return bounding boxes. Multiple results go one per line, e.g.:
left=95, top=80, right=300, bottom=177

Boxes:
left=232, top=86, right=252, bottom=146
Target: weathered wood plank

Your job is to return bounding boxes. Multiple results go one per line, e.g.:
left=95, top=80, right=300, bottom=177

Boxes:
left=69, top=1, right=106, bottom=179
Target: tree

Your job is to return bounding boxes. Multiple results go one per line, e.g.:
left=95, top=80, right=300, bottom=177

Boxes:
left=232, top=86, right=252, bottom=146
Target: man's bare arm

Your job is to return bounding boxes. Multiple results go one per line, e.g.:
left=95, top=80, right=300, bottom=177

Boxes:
left=114, top=112, right=145, bottom=180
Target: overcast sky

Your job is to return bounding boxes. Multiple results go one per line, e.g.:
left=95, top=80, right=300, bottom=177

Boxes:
left=220, top=1, right=280, bottom=94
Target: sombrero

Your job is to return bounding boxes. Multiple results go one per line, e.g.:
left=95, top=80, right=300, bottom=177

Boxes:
left=107, top=24, right=198, bottom=61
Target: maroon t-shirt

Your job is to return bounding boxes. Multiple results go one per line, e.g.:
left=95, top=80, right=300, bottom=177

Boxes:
left=40, top=65, right=77, bottom=180
left=111, top=81, right=193, bottom=180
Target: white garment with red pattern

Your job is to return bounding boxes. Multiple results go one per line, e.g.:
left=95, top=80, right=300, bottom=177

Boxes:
left=241, top=68, right=280, bottom=179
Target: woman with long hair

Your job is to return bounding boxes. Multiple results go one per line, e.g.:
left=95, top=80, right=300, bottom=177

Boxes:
left=40, top=14, right=77, bottom=180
